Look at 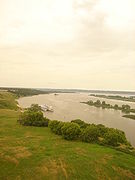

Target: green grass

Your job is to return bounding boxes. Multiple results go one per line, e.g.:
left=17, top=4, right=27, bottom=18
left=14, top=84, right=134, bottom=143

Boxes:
left=0, top=93, right=135, bottom=179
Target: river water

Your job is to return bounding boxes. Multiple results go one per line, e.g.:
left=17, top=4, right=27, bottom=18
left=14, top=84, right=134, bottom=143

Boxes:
left=18, top=93, right=135, bottom=146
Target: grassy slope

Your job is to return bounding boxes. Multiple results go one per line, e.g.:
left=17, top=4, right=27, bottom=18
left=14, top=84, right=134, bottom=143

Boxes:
left=0, top=91, right=18, bottom=110
left=0, top=93, right=135, bottom=179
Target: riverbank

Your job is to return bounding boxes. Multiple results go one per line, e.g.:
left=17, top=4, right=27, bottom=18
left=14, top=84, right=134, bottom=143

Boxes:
left=1, top=92, right=135, bottom=179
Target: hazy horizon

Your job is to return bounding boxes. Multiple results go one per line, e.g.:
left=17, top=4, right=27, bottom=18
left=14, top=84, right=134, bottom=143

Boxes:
left=0, top=0, right=135, bottom=91
left=1, top=86, right=135, bottom=93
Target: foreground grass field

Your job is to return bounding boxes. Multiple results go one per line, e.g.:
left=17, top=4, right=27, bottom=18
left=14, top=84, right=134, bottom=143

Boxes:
left=0, top=92, right=135, bottom=179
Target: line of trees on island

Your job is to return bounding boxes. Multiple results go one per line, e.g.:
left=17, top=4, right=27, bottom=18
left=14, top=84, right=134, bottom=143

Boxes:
left=18, top=104, right=135, bottom=155
left=90, top=94, right=135, bottom=102
left=82, top=99, right=135, bottom=114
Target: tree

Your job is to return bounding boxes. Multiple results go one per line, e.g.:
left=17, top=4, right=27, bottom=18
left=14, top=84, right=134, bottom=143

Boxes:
left=114, top=104, right=119, bottom=110
left=27, top=104, right=42, bottom=112
left=122, top=105, right=130, bottom=113
left=94, top=100, right=101, bottom=107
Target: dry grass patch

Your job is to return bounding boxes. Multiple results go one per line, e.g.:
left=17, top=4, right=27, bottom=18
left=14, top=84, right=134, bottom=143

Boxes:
left=0, top=145, right=31, bottom=166
left=0, top=152, right=19, bottom=165
left=4, top=155, right=19, bottom=165
left=112, top=166, right=135, bottom=180
left=25, top=132, right=44, bottom=141
left=75, top=147, right=87, bottom=156
left=100, top=154, right=113, bottom=165
left=14, top=146, right=32, bottom=159
left=37, top=158, right=68, bottom=179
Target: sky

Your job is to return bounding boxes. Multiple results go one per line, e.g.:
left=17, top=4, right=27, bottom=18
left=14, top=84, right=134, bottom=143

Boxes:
left=0, top=0, right=135, bottom=91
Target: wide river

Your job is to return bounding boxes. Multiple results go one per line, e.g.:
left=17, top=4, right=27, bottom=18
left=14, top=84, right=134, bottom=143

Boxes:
left=18, top=93, right=135, bottom=146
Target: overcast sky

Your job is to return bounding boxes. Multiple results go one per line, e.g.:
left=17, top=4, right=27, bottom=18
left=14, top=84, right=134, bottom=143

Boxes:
left=0, top=0, right=135, bottom=91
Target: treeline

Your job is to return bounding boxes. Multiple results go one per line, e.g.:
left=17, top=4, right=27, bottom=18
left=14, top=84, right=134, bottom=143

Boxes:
left=123, top=115, right=135, bottom=120
left=82, top=100, right=135, bottom=114
left=18, top=104, right=135, bottom=155
left=90, top=94, right=135, bottom=102
left=6, top=88, right=48, bottom=97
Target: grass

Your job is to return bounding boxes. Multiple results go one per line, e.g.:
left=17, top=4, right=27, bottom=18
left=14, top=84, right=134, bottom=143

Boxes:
left=0, top=93, right=135, bottom=179
left=0, top=91, right=18, bottom=110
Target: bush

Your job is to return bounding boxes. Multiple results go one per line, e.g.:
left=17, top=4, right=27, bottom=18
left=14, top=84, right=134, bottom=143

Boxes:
left=81, top=125, right=100, bottom=143
left=49, top=120, right=65, bottom=135
left=56, top=122, right=65, bottom=135
left=18, top=111, right=49, bottom=127
left=61, top=122, right=81, bottom=140
left=96, top=124, right=108, bottom=136
left=71, top=119, right=88, bottom=128
left=103, top=129, right=128, bottom=147
left=49, top=120, right=60, bottom=133
left=27, top=104, right=42, bottom=112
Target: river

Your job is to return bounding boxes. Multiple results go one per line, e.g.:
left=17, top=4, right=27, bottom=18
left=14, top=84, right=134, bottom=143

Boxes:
left=18, top=93, right=135, bottom=146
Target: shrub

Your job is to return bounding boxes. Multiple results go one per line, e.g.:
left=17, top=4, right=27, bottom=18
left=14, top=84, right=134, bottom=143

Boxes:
left=18, top=111, right=49, bottom=127
left=49, top=120, right=60, bottom=133
left=96, top=124, right=108, bottom=136
left=103, top=129, right=128, bottom=147
left=55, top=121, right=65, bottom=135
left=27, top=104, right=42, bottom=112
left=71, top=119, right=88, bottom=128
left=49, top=120, right=65, bottom=135
left=61, top=122, right=81, bottom=140
left=81, top=125, right=100, bottom=143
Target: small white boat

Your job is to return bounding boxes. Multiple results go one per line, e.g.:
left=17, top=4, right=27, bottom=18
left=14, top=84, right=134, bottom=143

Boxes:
left=40, top=105, right=54, bottom=112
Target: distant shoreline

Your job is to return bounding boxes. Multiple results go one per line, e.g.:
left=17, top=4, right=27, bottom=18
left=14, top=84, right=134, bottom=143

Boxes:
left=1, top=87, right=135, bottom=96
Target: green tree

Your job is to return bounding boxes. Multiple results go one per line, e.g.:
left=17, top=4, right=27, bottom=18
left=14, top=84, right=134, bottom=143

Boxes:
left=27, top=104, right=42, bottom=112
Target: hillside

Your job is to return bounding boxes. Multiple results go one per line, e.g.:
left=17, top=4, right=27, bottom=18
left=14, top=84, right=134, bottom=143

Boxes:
left=0, top=91, right=18, bottom=110
left=0, top=92, right=135, bottom=179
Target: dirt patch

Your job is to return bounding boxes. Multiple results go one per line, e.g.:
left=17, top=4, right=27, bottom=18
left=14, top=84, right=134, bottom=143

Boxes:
left=112, top=166, right=135, bottom=180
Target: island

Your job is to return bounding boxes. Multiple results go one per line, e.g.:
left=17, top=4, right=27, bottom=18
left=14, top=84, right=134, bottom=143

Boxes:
left=90, top=94, right=135, bottom=103
left=123, top=114, right=135, bottom=120
left=81, top=99, right=135, bottom=114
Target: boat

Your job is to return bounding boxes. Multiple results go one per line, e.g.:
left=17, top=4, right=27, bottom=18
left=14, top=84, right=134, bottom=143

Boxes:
left=40, top=105, right=54, bottom=112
